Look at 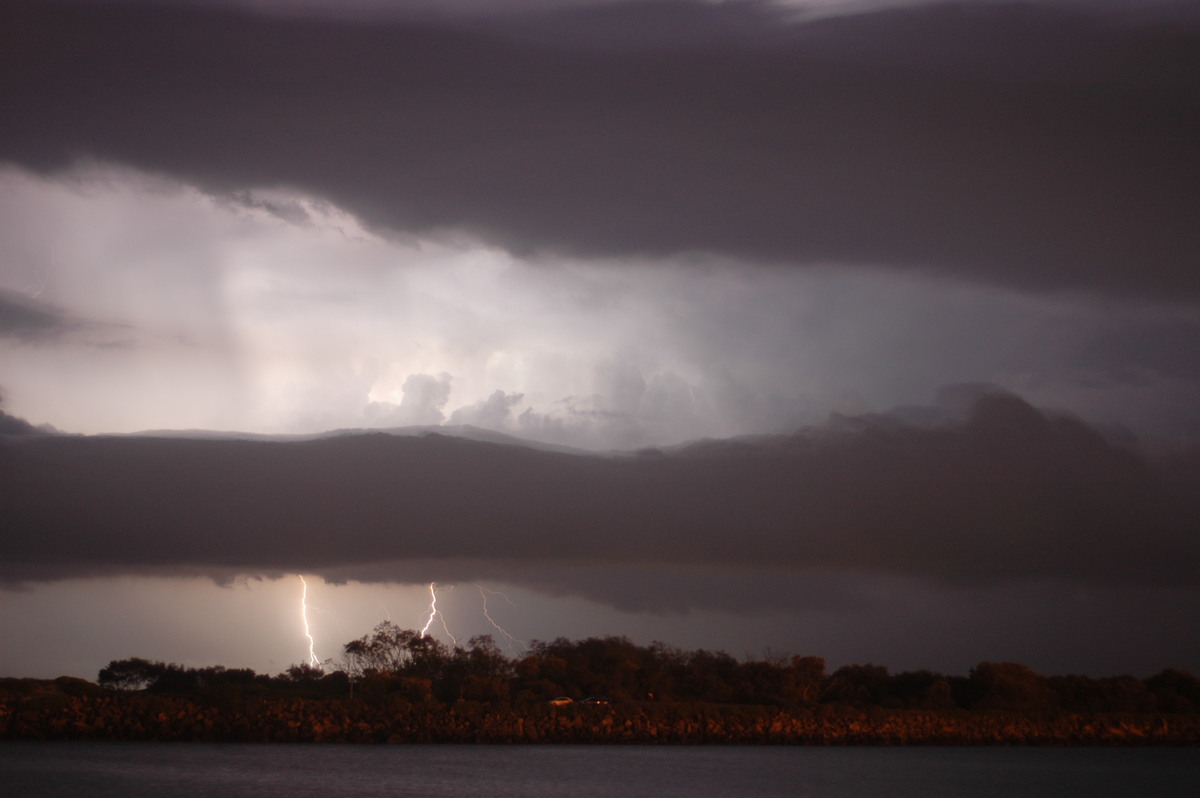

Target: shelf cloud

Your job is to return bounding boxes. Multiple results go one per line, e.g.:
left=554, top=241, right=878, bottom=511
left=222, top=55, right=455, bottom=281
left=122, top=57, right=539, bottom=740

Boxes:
left=5, top=392, right=1197, bottom=615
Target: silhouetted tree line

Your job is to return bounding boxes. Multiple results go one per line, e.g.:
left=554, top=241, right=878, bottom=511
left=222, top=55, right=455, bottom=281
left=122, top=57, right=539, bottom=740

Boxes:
left=92, top=623, right=1200, bottom=715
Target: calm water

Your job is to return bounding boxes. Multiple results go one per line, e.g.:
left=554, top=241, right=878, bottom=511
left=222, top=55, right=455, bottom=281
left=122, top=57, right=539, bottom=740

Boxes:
left=1, top=743, right=1196, bottom=797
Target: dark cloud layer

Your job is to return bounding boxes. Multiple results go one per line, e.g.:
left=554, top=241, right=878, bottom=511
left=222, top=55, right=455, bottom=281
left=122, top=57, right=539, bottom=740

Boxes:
left=3, top=1, right=1198, bottom=300
left=0, top=290, right=75, bottom=342
left=0, top=407, right=42, bottom=436
left=4, top=392, right=1197, bottom=612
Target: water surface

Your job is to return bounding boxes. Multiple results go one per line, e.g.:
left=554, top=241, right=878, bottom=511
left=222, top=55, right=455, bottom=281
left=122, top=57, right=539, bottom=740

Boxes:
left=2, top=743, right=1196, bottom=797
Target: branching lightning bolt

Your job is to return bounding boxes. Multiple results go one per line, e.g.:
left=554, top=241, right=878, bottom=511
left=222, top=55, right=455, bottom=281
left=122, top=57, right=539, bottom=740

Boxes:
left=298, top=574, right=322, bottom=670
left=418, top=582, right=458, bottom=646
left=478, top=585, right=525, bottom=655
left=437, top=611, right=457, bottom=645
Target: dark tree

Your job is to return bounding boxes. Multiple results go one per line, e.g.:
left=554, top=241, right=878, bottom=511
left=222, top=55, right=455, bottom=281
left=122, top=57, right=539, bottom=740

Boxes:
left=968, top=662, right=1055, bottom=711
left=98, top=658, right=160, bottom=691
left=824, top=664, right=892, bottom=707
left=1145, top=669, right=1200, bottom=713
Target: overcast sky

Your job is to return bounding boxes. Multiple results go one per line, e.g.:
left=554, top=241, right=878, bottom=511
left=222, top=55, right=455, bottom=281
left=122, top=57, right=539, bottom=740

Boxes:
left=2, top=0, right=1199, bottom=680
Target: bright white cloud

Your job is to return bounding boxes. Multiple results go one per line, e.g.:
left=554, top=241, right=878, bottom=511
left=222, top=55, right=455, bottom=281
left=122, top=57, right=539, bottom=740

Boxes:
left=2, top=164, right=1198, bottom=447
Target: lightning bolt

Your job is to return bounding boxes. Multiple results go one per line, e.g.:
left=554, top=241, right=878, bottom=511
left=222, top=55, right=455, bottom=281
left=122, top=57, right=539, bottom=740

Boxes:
left=418, top=582, right=458, bottom=645
left=478, top=585, right=525, bottom=655
left=298, top=574, right=322, bottom=669
left=418, top=582, right=438, bottom=638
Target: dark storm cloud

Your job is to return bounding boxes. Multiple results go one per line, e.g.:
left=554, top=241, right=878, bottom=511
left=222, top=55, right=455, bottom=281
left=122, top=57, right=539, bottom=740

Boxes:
left=3, top=1, right=1198, bottom=300
left=325, top=559, right=908, bottom=615
left=1071, top=317, right=1200, bottom=386
left=0, top=288, right=137, bottom=349
left=4, top=392, right=1197, bottom=612
left=0, top=393, right=44, bottom=435
left=225, top=191, right=313, bottom=226
left=0, top=290, right=75, bottom=342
